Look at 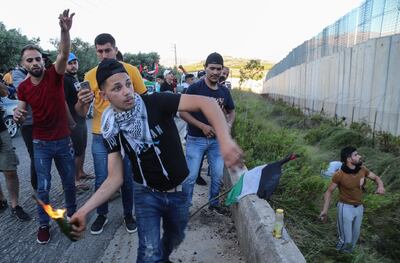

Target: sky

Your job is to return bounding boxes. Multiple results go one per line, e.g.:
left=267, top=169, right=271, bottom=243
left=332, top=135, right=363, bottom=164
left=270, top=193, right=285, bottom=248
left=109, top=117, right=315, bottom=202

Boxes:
left=2, top=0, right=364, bottom=66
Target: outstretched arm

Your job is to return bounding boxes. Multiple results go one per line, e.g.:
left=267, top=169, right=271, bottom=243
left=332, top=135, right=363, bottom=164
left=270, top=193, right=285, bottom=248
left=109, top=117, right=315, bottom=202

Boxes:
left=55, top=9, right=75, bottom=75
left=178, top=94, right=243, bottom=168
left=70, top=151, right=124, bottom=238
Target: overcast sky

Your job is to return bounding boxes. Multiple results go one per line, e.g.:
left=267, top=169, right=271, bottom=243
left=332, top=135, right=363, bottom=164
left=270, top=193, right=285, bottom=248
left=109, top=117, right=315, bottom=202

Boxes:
left=2, top=0, right=363, bottom=65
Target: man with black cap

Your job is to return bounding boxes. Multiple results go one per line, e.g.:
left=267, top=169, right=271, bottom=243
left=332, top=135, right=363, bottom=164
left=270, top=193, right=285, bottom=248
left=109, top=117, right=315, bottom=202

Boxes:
left=320, top=146, right=385, bottom=253
left=70, top=58, right=243, bottom=263
left=64, top=53, right=92, bottom=192
left=75, top=33, right=147, bottom=235
left=180, top=52, right=236, bottom=215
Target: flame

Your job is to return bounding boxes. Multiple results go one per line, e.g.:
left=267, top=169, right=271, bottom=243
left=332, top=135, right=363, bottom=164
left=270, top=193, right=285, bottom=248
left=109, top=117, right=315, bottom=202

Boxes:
left=43, top=204, right=66, bottom=219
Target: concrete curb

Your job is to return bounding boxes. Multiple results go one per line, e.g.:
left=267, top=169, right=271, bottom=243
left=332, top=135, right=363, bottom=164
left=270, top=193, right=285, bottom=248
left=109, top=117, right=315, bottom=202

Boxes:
left=224, top=168, right=306, bottom=263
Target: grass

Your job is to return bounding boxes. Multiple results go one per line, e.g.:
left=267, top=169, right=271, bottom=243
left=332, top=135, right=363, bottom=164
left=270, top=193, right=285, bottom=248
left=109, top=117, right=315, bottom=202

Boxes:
left=231, top=90, right=400, bottom=263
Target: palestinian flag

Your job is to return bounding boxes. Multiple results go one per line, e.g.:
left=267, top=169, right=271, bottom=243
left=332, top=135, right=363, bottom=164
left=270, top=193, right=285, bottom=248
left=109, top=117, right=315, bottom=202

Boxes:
left=225, top=153, right=298, bottom=206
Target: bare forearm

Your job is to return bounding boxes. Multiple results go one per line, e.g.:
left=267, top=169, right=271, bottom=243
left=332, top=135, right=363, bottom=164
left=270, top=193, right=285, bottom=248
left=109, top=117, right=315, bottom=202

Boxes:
left=79, top=174, right=122, bottom=215
left=59, top=29, right=70, bottom=59
left=226, top=110, right=236, bottom=127
left=179, top=112, right=206, bottom=130
left=54, top=29, right=70, bottom=74
left=0, top=82, right=8, bottom=97
left=74, top=101, right=90, bottom=117
left=322, top=191, right=332, bottom=213
left=201, top=100, right=230, bottom=141
left=375, top=176, right=384, bottom=188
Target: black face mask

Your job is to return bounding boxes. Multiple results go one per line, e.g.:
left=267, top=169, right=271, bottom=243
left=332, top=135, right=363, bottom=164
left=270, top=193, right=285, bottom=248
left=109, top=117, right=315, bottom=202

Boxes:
left=218, top=75, right=226, bottom=83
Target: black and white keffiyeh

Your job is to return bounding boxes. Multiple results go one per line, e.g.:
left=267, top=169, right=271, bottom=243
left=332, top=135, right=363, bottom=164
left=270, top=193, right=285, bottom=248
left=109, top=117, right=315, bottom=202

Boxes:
left=101, top=93, right=169, bottom=185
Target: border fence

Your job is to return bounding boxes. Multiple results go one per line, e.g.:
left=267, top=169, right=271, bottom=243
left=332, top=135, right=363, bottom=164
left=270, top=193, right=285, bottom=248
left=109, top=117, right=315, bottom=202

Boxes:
left=263, top=0, right=400, bottom=135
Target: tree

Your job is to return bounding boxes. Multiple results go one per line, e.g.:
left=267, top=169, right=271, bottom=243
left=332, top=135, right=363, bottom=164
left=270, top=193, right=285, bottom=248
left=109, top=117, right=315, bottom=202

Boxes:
left=238, top=59, right=265, bottom=89
left=50, top=37, right=98, bottom=81
left=123, top=52, right=160, bottom=68
left=0, top=22, right=40, bottom=72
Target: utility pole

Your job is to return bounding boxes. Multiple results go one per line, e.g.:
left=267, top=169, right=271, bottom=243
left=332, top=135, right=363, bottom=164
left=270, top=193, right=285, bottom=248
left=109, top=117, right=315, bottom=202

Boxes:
left=174, top=43, right=177, bottom=68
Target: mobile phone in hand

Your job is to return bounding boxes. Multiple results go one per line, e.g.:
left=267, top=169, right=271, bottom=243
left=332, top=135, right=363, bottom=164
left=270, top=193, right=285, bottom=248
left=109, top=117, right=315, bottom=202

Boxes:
left=79, top=81, right=91, bottom=91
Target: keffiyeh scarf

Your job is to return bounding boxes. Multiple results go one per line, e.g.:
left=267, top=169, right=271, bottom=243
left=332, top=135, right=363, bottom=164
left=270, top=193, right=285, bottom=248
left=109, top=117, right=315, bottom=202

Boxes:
left=101, top=93, right=169, bottom=185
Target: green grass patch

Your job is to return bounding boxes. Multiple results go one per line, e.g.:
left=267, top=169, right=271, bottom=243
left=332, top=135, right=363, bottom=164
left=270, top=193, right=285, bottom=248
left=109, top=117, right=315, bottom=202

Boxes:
left=231, top=90, right=400, bottom=262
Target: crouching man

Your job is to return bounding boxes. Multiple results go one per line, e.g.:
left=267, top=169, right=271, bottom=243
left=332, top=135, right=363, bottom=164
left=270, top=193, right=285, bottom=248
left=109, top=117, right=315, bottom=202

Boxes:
left=70, top=59, right=243, bottom=262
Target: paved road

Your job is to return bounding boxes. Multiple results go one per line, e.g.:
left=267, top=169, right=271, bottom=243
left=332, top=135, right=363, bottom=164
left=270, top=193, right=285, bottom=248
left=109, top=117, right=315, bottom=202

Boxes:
left=0, top=120, right=244, bottom=263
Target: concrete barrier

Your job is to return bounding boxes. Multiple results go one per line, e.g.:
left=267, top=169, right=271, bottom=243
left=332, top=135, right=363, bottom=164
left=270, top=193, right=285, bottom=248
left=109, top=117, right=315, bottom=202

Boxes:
left=224, top=168, right=306, bottom=263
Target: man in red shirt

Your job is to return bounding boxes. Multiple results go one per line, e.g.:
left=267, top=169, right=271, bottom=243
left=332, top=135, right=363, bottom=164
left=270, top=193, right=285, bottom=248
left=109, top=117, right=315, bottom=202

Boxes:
left=14, top=9, right=76, bottom=245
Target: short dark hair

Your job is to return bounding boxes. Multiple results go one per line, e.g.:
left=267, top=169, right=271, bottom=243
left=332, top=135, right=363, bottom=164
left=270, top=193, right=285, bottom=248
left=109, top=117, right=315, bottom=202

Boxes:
left=116, top=51, right=123, bottom=61
left=94, top=33, right=116, bottom=47
left=20, top=44, right=42, bottom=60
left=185, top=74, right=194, bottom=80
left=156, top=74, right=164, bottom=80
left=340, top=146, right=357, bottom=163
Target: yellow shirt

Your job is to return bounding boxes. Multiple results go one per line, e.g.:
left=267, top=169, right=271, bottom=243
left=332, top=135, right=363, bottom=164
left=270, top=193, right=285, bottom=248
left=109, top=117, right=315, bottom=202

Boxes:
left=85, top=61, right=147, bottom=134
left=3, top=72, right=12, bottom=85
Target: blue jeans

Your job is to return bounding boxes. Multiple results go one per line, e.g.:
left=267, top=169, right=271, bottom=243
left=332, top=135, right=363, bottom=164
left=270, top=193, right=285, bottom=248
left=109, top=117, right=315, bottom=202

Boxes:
left=92, top=134, right=134, bottom=216
left=133, top=183, right=189, bottom=263
left=182, top=135, right=224, bottom=206
left=33, top=137, right=76, bottom=226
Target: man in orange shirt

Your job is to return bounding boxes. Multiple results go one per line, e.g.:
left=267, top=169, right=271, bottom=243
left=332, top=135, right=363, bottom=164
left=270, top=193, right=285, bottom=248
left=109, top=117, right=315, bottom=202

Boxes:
left=320, top=146, right=385, bottom=253
left=75, top=33, right=147, bottom=235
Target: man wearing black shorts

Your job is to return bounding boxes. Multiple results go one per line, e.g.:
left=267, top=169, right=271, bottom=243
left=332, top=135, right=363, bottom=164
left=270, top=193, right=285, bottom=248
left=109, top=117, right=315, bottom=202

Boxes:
left=64, top=53, right=92, bottom=191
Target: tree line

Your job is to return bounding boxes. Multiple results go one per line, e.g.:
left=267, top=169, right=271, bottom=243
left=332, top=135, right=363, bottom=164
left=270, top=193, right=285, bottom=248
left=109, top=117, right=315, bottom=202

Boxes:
left=0, top=22, right=162, bottom=81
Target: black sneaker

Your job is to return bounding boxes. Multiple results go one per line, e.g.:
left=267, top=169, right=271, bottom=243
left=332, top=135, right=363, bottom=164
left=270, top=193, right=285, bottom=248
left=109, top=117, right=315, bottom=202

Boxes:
left=11, top=205, right=31, bottom=221
left=90, top=215, right=108, bottom=235
left=0, top=200, right=8, bottom=213
left=196, top=175, right=207, bottom=186
left=209, top=205, right=230, bottom=216
left=124, top=215, right=137, bottom=233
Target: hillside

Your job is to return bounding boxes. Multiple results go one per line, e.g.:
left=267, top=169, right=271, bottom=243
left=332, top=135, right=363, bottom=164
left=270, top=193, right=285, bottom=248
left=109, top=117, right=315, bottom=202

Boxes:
left=182, top=56, right=274, bottom=78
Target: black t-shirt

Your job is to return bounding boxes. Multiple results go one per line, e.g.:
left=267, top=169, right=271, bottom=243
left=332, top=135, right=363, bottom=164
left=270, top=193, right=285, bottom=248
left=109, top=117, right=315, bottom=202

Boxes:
left=186, top=79, right=235, bottom=137
left=160, top=82, right=174, bottom=93
left=64, top=73, right=86, bottom=124
left=103, top=93, right=189, bottom=191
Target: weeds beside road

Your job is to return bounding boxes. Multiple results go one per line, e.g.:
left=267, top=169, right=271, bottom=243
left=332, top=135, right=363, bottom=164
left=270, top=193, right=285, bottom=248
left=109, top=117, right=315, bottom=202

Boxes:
left=232, top=90, right=399, bottom=263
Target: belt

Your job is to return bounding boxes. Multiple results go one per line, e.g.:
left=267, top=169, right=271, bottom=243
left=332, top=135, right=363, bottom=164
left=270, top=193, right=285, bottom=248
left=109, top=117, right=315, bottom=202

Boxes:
left=150, top=185, right=183, bottom=193
left=339, top=202, right=362, bottom=208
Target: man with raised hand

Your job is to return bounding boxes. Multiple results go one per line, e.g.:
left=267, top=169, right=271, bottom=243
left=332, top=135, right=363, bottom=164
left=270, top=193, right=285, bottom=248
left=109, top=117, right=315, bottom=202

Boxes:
left=75, top=33, right=147, bottom=235
left=70, top=58, right=243, bottom=262
left=14, top=10, right=76, bottom=244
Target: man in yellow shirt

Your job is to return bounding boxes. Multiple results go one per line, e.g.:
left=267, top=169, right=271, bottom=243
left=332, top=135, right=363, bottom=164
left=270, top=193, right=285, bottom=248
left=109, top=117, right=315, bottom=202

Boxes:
left=76, top=33, right=146, bottom=235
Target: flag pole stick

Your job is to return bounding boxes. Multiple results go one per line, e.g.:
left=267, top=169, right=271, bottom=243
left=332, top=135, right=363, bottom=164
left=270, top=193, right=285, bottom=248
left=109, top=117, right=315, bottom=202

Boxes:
left=189, top=186, right=233, bottom=220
